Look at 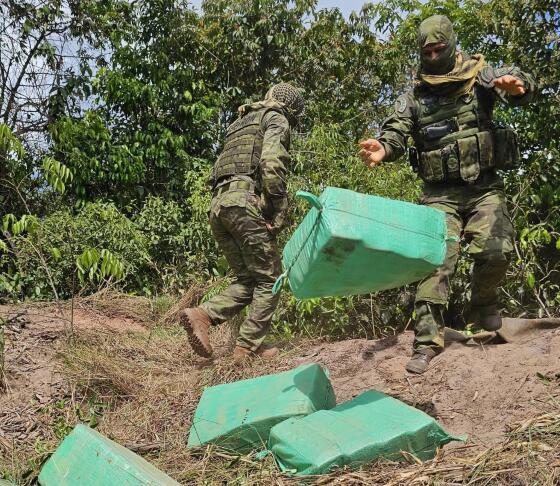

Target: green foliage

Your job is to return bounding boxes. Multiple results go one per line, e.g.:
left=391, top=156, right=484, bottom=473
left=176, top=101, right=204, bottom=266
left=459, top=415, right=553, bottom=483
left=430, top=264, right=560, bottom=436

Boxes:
left=0, top=0, right=559, bottom=334
left=0, top=123, right=25, bottom=161
left=3, top=213, right=39, bottom=236
left=42, top=157, right=74, bottom=194
left=48, top=0, right=220, bottom=203
left=76, top=248, right=125, bottom=285
left=7, top=203, right=148, bottom=299
left=134, top=193, right=217, bottom=294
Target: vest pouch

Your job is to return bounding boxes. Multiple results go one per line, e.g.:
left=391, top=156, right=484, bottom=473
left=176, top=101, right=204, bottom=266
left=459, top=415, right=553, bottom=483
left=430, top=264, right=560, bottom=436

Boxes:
left=419, top=148, right=446, bottom=183
left=475, top=130, right=494, bottom=170
left=493, top=127, right=519, bottom=169
left=457, top=135, right=480, bottom=182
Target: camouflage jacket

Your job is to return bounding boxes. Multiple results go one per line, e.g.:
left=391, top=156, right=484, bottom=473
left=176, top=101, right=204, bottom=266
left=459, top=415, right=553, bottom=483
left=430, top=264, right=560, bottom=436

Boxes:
left=378, top=64, right=536, bottom=164
left=213, top=101, right=291, bottom=232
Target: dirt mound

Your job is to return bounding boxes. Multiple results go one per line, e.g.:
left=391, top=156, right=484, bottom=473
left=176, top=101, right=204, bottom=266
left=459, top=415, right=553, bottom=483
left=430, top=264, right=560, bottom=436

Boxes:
left=293, top=329, right=560, bottom=445
left=0, top=303, right=146, bottom=404
left=1, top=300, right=559, bottom=484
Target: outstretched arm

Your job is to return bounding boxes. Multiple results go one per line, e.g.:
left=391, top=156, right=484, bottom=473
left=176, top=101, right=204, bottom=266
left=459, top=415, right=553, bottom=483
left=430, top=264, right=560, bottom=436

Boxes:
left=480, top=65, right=536, bottom=106
left=359, top=93, right=416, bottom=169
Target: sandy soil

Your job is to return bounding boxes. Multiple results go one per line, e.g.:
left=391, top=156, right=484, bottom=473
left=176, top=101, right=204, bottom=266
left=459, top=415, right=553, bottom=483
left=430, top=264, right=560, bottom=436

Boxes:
left=1, top=302, right=559, bottom=459
left=0, top=304, right=146, bottom=447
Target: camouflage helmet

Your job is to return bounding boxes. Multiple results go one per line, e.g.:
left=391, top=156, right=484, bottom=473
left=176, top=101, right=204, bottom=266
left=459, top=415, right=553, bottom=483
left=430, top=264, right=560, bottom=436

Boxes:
left=265, top=83, right=305, bottom=122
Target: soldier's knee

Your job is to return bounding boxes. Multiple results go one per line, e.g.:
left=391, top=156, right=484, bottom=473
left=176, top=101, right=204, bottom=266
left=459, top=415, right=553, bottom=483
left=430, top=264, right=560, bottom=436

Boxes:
left=254, top=275, right=277, bottom=288
left=234, top=275, right=256, bottom=288
left=469, top=235, right=513, bottom=262
left=473, top=249, right=511, bottom=266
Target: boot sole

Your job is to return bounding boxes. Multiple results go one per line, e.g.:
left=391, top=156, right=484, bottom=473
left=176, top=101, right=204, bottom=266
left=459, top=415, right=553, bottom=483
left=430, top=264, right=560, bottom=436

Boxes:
left=405, top=354, right=434, bottom=374
left=406, top=362, right=429, bottom=374
left=180, top=311, right=213, bottom=358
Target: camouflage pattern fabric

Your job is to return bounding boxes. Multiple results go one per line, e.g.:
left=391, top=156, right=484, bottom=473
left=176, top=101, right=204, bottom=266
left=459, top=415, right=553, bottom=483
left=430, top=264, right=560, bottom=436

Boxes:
left=413, top=174, right=514, bottom=350
left=378, top=64, right=535, bottom=163
left=214, top=107, right=291, bottom=234
left=201, top=102, right=293, bottom=351
left=376, top=53, right=534, bottom=352
left=201, top=191, right=282, bottom=351
left=418, top=15, right=458, bottom=76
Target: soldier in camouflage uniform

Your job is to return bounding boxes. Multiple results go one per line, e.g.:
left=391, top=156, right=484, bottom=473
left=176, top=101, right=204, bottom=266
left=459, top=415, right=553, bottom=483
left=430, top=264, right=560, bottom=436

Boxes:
left=359, top=15, right=535, bottom=374
left=180, top=83, right=304, bottom=360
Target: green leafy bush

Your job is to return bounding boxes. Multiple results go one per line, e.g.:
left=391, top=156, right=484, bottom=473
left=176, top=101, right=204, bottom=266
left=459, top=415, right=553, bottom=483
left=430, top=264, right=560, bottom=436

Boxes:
left=7, top=203, right=149, bottom=299
left=134, top=192, right=218, bottom=294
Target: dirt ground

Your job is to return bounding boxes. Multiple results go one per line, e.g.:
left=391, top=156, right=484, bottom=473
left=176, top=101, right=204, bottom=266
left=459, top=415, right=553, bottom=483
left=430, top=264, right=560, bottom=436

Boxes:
left=1, top=300, right=559, bottom=484
left=295, top=331, right=560, bottom=446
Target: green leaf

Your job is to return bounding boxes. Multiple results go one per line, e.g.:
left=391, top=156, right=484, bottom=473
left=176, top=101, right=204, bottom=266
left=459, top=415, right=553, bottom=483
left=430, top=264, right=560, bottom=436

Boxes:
left=23, top=19, right=33, bottom=35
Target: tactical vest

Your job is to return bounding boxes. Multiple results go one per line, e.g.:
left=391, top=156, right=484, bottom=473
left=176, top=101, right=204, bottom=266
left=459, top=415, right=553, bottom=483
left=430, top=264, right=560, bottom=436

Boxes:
left=412, top=86, right=519, bottom=183
left=213, top=107, right=279, bottom=187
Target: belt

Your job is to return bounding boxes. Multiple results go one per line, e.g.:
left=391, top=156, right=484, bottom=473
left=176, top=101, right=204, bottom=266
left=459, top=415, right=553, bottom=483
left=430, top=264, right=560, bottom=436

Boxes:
left=213, top=180, right=253, bottom=197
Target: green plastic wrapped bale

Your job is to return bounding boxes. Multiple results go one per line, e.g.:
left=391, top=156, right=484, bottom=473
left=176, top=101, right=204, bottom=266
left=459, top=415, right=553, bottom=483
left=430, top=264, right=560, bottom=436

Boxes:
left=269, top=390, right=465, bottom=475
left=38, top=424, right=179, bottom=486
left=279, top=188, right=447, bottom=299
left=187, top=363, right=336, bottom=452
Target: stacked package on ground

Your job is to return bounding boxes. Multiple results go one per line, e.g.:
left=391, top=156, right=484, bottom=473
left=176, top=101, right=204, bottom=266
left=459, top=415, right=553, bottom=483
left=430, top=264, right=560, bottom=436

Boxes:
left=279, top=188, right=448, bottom=299
left=269, top=390, right=464, bottom=475
left=38, top=424, right=180, bottom=485
left=187, top=363, right=335, bottom=452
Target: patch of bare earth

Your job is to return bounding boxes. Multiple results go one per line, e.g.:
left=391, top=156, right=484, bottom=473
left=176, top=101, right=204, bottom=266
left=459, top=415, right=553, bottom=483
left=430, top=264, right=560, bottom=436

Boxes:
left=1, top=295, right=559, bottom=484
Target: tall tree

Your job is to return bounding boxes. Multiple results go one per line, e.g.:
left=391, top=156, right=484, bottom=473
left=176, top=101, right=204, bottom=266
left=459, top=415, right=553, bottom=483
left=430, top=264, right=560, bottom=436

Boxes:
left=0, top=0, right=130, bottom=214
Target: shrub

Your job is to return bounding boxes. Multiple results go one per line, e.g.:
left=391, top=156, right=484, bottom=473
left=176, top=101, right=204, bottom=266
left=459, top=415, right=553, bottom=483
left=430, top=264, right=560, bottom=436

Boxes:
left=7, top=203, right=149, bottom=300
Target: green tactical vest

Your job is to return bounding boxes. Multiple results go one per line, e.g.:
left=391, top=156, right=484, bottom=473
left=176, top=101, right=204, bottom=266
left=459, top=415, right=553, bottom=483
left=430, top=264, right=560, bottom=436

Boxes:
left=213, top=106, right=279, bottom=186
left=412, top=85, right=519, bottom=183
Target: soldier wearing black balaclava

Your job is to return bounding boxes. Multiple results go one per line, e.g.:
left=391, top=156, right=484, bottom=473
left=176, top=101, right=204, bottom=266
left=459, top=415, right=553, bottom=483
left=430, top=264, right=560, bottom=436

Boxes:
left=358, top=15, right=536, bottom=374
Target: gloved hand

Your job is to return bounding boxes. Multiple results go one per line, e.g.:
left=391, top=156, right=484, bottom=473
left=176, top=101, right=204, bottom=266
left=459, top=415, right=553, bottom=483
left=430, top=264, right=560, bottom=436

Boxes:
left=266, top=196, right=288, bottom=235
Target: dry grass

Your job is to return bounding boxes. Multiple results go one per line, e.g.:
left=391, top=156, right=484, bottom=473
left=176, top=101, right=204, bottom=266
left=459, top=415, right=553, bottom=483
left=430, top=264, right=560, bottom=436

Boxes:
left=3, top=292, right=559, bottom=484
left=55, top=321, right=560, bottom=485
left=74, top=288, right=160, bottom=325
left=161, top=280, right=219, bottom=326
left=70, top=282, right=217, bottom=328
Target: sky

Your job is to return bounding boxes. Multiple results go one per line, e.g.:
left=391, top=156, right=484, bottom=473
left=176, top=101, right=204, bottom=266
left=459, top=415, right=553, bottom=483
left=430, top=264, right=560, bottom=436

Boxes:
left=189, top=1, right=367, bottom=17
left=314, top=0, right=366, bottom=17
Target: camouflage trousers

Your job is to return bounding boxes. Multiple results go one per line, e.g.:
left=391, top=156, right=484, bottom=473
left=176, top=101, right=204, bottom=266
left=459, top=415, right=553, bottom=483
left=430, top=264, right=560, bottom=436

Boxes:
left=414, top=185, right=514, bottom=350
left=201, top=190, right=282, bottom=351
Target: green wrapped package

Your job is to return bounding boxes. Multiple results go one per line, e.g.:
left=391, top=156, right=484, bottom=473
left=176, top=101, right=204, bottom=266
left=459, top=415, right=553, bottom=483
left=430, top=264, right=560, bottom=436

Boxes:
left=187, top=364, right=335, bottom=452
left=269, top=390, right=465, bottom=475
left=276, top=188, right=448, bottom=299
left=38, top=424, right=179, bottom=485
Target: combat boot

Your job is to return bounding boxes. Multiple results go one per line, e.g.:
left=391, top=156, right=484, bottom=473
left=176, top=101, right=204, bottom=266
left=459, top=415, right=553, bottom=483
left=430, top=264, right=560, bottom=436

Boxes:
left=468, top=304, right=502, bottom=331
left=406, top=347, right=437, bottom=375
left=180, top=307, right=213, bottom=358
left=233, top=344, right=279, bottom=360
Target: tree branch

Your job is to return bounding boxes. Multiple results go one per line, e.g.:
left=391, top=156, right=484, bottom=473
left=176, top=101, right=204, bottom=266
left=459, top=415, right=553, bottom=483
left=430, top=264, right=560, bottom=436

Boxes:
left=2, top=30, right=46, bottom=127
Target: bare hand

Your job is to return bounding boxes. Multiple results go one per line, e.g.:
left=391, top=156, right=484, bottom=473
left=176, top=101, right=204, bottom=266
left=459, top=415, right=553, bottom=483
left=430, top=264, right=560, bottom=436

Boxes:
left=493, top=75, right=525, bottom=96
left=358, top=139, right=386, bottom=169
